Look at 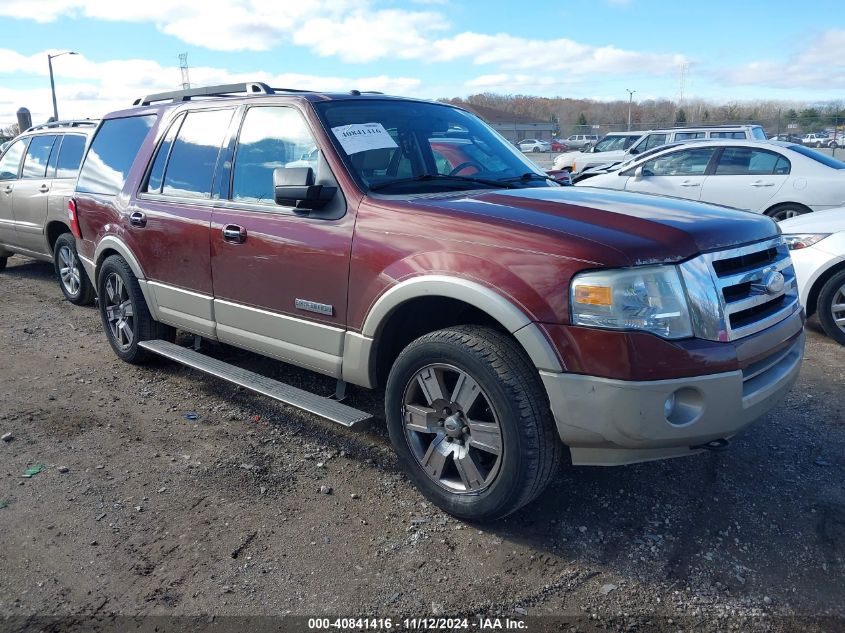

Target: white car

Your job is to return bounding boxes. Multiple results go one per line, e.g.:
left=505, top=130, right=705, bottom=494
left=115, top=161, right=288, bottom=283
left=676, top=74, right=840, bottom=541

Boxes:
left=578, top=140, right=845, bottom=221
left=552, top=132, right=643, bottom=174
left=518, top=139, right=551, bottom=153
left=781, top=208, right=845, bottom=344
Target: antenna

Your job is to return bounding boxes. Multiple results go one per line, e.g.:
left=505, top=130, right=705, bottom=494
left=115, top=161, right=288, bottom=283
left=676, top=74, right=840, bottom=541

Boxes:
left=179, top=52, right=191, bottom=90
left=677, top=62, right=688, bottom=106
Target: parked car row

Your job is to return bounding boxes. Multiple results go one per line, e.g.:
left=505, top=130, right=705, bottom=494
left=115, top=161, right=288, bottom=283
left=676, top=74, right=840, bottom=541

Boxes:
left=0, top=83, right=835, bottom=523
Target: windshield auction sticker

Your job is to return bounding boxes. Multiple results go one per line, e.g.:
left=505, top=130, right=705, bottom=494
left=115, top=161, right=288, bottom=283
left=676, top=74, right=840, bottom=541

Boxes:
left=331, top=123, right=398, bottom=155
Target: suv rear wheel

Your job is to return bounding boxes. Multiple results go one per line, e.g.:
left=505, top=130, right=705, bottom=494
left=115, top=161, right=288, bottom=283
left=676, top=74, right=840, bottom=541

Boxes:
left=97, top=255, right=174, bottom=363
left=385, top=326, right=561, bottom=521
left=53, top=234, right=95, bottom=305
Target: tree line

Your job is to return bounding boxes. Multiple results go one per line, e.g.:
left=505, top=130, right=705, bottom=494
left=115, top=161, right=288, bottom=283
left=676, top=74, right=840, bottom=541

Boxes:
left=444, top=94, right=845, bottom=134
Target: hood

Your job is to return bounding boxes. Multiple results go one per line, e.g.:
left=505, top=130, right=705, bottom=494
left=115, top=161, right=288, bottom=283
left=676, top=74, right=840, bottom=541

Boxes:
left=779, top=206, right=845, bottom=234
left=411, top=187, right=779, bottom=267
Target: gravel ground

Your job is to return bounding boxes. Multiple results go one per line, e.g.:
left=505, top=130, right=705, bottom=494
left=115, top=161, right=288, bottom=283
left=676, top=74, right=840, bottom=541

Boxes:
left=0, top=256, right=843, bottom=632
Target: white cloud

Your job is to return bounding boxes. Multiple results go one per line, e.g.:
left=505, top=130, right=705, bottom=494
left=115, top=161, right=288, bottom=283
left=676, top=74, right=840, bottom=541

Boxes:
left=0, top=0, right=685, bottom=75
left=0, top=49, right=421, bottom=125
left=722, top=29, right=845, bottom=90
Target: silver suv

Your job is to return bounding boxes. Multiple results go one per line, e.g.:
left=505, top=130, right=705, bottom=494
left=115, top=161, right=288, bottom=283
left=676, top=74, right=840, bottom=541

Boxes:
left=0, top=120, right=97, bottom=304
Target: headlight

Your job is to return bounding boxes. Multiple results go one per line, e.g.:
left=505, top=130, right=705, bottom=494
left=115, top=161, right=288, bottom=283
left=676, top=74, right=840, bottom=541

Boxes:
left=782, top=233, right=830, bottom=250
left=571, top=265, right=693, bottom=339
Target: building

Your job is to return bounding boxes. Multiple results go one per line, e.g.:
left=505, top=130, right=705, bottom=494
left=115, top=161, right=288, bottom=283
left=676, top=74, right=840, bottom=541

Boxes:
left=458, top=103, right=557, bottom=143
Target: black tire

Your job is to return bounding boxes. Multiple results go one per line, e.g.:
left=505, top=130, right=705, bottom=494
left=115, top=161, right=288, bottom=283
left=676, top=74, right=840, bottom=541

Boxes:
left=0, top=256, right=7, bottom=271
left=53, top=233, right=95, bottom=305
left=385, top=326, right=562, bottom=521
left=97, top=254, right=174, bottom=364
left=765, top=203, right=810, bottom=222
left=532, top=147, right=540, bottom=153
left=817, top=269, right=845, bottom=345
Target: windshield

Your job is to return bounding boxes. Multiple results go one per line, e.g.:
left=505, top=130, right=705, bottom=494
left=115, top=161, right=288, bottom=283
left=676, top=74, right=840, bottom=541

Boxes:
left=787, top=144, right=845, bottom=169
left=314, top=99, right=553, bottom=193
left=592, top=135, right=640, bottom=153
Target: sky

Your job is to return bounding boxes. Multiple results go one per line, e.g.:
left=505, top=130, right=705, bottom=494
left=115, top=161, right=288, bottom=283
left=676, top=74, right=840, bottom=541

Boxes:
left=0, top=0, right=843, bottom=127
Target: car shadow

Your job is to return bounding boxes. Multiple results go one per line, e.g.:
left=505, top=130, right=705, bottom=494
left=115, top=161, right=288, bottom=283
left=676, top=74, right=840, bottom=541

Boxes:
left=3, top=257, right=55, bottom=282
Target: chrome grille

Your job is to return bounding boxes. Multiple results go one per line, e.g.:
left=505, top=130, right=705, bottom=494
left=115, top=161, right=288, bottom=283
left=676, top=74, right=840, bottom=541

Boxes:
left=679, top=236, right=801, bottom=342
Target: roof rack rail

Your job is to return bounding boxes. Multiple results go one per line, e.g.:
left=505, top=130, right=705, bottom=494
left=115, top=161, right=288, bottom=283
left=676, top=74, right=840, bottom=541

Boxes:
left=25, top=119, right=98, bottom=133
left=133, top=82, right=276, bottom=106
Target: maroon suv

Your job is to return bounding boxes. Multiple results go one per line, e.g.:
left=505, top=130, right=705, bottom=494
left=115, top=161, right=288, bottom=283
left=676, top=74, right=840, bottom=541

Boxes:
left=72, top=83, right=804, bottom=520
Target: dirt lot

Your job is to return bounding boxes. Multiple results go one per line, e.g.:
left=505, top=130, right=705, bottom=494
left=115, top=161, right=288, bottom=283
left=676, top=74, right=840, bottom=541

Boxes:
left=1, top=256, right=843, bottom=632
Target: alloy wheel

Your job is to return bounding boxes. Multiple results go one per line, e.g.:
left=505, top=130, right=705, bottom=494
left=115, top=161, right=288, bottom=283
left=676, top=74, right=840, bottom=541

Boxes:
left=103, top=273, right=135, bottom=351
left=402, top=364, right=503, bottom=493
left=831, top=284, right=845, bottom=336
left=58, top=245, right=81, bottom=297
left=771, top=207, right=804, bottom=221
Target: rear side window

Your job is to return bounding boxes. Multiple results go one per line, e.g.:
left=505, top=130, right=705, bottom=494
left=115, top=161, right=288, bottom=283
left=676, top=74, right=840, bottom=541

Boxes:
left=161, top=108, right=234, bottom=199
left=674, top=132, right=705, bottom=141
left=78, top=115, right=155, bottom=195
left=715, top=148, right=791, bottom=175
left=22, top=135, right=58, bottom=179
left=710, top=131, right=746, bottom=139
left=787, top=144, right=845, bottom=169
left=0, top=138, right=27, bottom=180
left=55, top=134, right=87, bottom=179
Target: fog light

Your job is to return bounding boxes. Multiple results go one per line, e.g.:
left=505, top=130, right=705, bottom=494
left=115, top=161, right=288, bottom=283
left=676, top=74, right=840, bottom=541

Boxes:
left=664, top=387, right=704, bottom=427
left=663, top=393, right=676, bottom=418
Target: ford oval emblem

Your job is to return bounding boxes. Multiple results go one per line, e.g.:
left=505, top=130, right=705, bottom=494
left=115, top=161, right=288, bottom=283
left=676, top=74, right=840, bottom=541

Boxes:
left=763, top=270, right=785, bottom=295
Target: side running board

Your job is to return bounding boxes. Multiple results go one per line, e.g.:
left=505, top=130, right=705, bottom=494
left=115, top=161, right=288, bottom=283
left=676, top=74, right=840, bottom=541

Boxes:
left=138, top=340, right=372, bottom=430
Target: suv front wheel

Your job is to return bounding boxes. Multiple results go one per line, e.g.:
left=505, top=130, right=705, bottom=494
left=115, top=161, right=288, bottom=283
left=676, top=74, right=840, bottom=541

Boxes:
left=53, top=234, right=95, bottom=305
left=385, top=326, right=562, bottom=521
left=97, top=255, right=174, bottom=363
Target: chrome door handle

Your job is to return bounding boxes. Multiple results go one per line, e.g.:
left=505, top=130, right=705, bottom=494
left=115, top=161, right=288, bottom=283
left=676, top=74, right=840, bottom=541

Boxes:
left=223, top=224, right=246, bottom=244
left=750, top=181, right=775, bottom=187
left=679, top=181, right=700, bottom=187
left=2, top=186, right=11, bottom=194
left=38, top=184, right=49, bottom=193
left=129, top=211, right=147, bottom=227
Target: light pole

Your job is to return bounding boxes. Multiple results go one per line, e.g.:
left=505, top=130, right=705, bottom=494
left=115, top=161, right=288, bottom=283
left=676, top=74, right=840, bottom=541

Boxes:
left=626, top=89, right=636, bottom=131
left=47, top=51, right=77, bottom=121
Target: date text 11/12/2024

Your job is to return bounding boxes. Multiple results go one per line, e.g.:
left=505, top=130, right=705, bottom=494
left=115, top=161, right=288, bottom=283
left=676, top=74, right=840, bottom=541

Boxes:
left=307, top=617, right=527, bottom=630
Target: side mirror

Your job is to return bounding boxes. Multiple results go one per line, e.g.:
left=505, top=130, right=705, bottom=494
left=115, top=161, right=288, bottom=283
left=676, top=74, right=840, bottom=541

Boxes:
left=274, top=167, right=336, bottom=211
left=634, top=165, right=644, bottom=181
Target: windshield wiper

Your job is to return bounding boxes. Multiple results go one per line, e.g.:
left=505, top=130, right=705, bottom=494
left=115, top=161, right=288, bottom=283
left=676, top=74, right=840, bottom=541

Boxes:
left=369, top=173, right=514, bottom=192
left=497, top=172, right=561, bottom=185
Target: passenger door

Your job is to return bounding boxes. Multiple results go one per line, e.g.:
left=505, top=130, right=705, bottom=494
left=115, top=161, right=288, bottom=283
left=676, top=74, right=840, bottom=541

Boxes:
left=11, top=134, right=58, bottom=254
left=210, top=105, right=354, bottom=378
left=46, top=133, right=88, bottom=234
left=698, top=147, right=790, bottom=212
left=0, top=138, right=28, bottom=246
left=132, top=107, right=236, bottom=337
left=624, top=146, right=718, bottom=200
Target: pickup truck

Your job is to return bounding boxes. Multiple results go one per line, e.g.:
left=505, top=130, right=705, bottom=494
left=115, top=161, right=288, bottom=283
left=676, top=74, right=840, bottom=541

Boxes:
left=72, top=83, right=805, bottom=520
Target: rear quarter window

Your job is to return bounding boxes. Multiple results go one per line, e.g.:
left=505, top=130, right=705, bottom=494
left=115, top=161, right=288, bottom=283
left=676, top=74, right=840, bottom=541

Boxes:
left=55, top=134, right=87, bottom=179
left=77, top=115, right=155, bottom=195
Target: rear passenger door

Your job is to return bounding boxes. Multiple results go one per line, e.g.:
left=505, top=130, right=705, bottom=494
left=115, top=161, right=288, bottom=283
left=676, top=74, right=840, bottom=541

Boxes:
left=133, top=107, right=236, bottom=337
left=209, top=104, right=353, bottom=378
left=12, top=134, right=58, bottom=254
left=46, top=133, right=88, bottom=233
left=698, top=146, right=790, bottom=212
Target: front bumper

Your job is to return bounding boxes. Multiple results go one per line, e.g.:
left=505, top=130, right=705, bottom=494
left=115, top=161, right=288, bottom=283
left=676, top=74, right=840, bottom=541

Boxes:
left=541, top=332, right=804, bottom=466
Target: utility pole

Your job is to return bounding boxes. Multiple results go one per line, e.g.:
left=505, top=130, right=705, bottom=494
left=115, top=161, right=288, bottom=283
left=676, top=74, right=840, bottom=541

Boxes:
left=179, top=52, right=191, bottom=90
left=47, top=51, right=77, bottom=121
left=626, top=89, right=636, bottom=131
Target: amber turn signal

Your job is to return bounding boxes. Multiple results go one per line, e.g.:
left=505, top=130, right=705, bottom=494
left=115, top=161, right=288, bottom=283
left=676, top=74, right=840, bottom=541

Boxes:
left=574, top=285, right=612, bottom=306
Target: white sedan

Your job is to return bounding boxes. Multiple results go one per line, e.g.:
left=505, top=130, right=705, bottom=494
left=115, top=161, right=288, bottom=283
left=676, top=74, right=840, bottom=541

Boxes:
left=518, top=139, right=551, bottom=153
left=578, top=140, right=845, bottom=221
left=781, top=208, right=845, bottom=344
